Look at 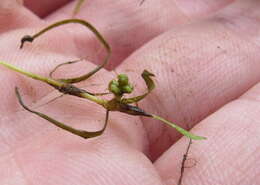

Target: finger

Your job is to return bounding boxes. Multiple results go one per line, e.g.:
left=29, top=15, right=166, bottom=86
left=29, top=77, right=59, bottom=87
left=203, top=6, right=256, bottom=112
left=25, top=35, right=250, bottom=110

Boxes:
left=0, top=0, right=40, bottom=33
left=175, top=0, right=235, bottom=18
left=0, top=97, right=160, bottom=184
left=0, top=18, right=110, bottom=75
left=0, top=55, right=158, bottom=184
left=154, top=82, right=260, bottom=185
left=117, top=0, right=260, bottom=160
left=0, top=51, right=157, bottom=183
left=0, top=22, right=87, bottom=117
left=23, top=0, right=72, bottom=18
left=45, top=0, right=234, bottom=69
left=0, top=136, right=163, bottom=184
left=0, top=22, right=148, bottom=156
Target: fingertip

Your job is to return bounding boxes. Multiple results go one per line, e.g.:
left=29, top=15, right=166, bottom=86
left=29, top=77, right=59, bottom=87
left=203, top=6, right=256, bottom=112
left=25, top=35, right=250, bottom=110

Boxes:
left=175, top=0, right=235, bottom=18
left=23, top=0, right=72, bottom=18
left=0, top=0, right=40, bottom=33
left=154, top=82, right=260, bottom=185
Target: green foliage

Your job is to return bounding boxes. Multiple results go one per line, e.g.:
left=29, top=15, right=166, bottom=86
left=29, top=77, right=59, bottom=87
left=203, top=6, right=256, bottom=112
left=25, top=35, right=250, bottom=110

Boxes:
left=0, top=18, right=206, bottom=140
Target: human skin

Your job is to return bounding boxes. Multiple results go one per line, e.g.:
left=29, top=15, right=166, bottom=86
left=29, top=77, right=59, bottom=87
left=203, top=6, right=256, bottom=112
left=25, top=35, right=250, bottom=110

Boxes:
left=0, top=0, right=259, bottom=184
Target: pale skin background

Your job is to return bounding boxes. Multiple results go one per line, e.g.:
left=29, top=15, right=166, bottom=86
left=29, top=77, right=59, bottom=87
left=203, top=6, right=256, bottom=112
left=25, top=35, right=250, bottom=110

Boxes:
left=0, top=0, right=259, bottom=184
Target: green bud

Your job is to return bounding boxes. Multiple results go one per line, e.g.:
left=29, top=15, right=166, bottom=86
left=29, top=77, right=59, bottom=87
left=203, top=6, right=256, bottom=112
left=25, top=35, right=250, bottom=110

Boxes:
left=109, top=80, right=121, bottom=95
left=109, top=79, right=119, bottom=87
left=118, top=74, right=129, bottom=86
left=121, top=84, right=134, bottom=94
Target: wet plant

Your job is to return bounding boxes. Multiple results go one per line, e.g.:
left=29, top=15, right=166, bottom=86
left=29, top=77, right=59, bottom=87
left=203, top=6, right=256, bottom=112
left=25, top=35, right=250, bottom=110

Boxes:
left=72, top=0, right=86, bottom=16
left=72, top=0, right=149, bottom=16
left=178, top=139, right=193, bottom=185
left=0, top=19, right=206, bottom=140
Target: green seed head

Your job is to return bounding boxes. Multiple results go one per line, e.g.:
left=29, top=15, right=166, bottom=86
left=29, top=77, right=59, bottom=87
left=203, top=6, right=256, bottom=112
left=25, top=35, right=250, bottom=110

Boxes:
left=118, top=74, right=129, bottom=86
left=121, top=84, right=134, bottom=94
left=109, top=80, right=121, bottom=95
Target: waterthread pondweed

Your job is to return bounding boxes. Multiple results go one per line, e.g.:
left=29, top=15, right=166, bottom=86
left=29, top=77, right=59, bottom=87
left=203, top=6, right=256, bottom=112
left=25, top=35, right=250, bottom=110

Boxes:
left=0, top=19, right=206, bottom=140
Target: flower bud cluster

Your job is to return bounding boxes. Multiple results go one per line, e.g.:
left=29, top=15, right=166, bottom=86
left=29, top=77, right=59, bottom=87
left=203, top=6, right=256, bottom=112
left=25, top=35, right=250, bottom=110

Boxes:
left=109, top=74, right=134, bottom=96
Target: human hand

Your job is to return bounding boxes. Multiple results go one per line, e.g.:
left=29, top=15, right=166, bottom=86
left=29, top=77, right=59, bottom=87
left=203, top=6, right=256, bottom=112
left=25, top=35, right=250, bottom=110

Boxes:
left=0, top=0, right=259, bottom=184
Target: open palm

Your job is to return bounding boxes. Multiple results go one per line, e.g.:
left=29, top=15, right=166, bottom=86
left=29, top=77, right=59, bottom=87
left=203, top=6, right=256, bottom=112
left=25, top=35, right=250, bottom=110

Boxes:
left=0, top=0, right=259, bottom=184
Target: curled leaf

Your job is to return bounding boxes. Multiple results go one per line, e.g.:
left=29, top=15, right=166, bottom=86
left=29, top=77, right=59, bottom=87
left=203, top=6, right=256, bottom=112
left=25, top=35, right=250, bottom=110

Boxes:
left=121, top=69, right=155, bottom=104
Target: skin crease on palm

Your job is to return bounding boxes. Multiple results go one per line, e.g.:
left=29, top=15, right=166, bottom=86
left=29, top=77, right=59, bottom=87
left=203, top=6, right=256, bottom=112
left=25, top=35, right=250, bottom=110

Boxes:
left=0, top=0, right=259, bottom=184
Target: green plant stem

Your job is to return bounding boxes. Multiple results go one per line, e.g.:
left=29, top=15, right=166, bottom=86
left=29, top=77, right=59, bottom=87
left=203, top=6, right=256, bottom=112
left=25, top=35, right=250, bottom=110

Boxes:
left=0, top=61, right=107, bottom=107
left=0, top=61, right=60, bottom=87
left=72, top=0, right=86, bottom=16
left=16, top=86, right=109, bottom=139
left=152, top=114, right=206, bottom=140
left=20, top=19, right=111, bottom=84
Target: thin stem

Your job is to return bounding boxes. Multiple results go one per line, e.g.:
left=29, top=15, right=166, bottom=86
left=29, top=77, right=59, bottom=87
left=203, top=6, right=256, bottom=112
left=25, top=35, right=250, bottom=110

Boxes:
left=35, top=94, right=65, bottom=109
left=152, top=114, right=206, bottom=140
left=178, top=139, right=192, bottom=185
left=15, top=87, right=109, bottom=139
left=122, top=70, right=155, bottom=104
left=72, top=0, right=86, bottom=16
left=20, top=19, right=111, bottom=84
left=21, top=19, right=109, bottom=50
left=49, top=59, right=82, bottom=79
left=79, top=91, right=108, bottom=107
left=0, top=61, right=61, bottom=87
left=0, top=61, right=107, bottom=106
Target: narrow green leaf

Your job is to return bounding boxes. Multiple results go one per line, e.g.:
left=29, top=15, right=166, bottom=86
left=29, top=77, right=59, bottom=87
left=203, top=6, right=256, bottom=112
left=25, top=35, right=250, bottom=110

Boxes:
left=152, top=114, right=206, bottom=140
